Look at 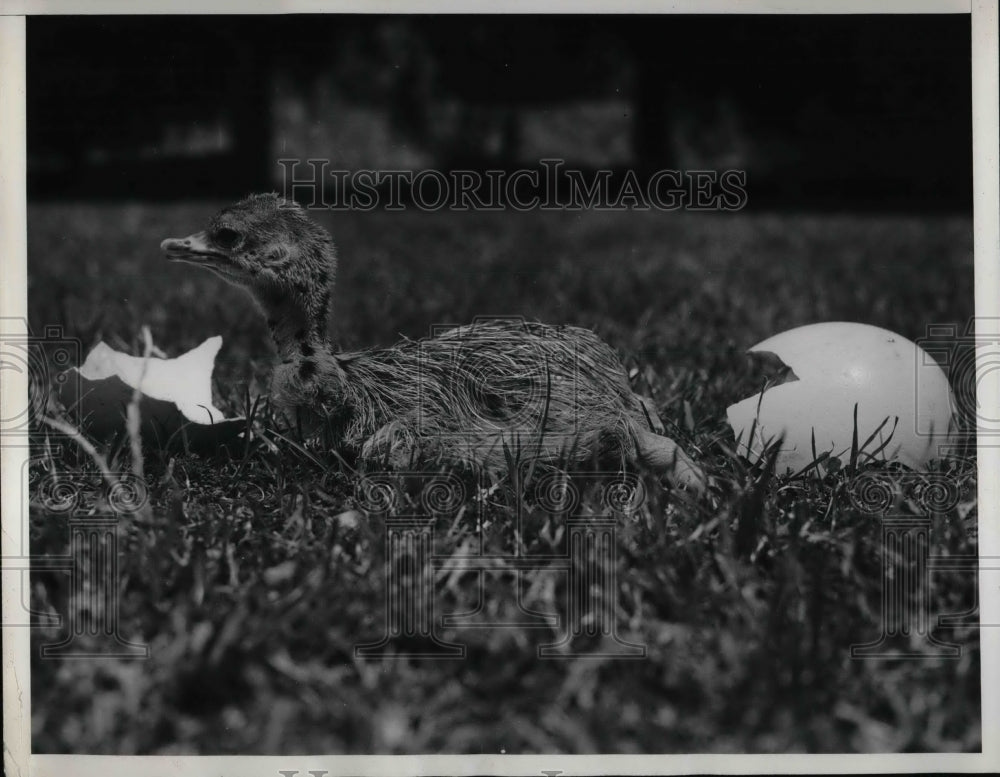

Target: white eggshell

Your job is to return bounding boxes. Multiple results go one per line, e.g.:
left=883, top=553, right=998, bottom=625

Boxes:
left=726, top=322, right=956, bottom=474
left=57, top=335, right=244, bottom=450
left=77, top=336, right=230, bottom=423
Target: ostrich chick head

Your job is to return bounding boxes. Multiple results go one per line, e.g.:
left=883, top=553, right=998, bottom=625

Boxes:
left=161, top=193, right=337, bottom=344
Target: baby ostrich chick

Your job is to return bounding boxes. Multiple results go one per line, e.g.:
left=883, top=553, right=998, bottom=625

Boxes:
left=162, top=193, right=704, bottom=492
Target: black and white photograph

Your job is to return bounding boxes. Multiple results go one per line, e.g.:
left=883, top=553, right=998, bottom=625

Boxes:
left=2, top=2, right=999, bottom=774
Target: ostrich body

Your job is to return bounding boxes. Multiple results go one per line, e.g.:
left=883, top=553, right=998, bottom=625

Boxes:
left=162, top=194, right=703, bottom=491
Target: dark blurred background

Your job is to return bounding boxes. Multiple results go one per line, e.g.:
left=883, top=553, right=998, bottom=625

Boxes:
left=27, top=14, right=971, bottom=211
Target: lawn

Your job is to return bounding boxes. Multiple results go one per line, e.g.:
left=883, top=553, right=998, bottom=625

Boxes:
left=27, top=201, right=979, bottom=753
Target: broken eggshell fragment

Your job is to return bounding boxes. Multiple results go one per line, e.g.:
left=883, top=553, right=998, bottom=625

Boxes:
left=726, top=322, right=956, bottom=475
left=57, top=335, right=245, bottom=451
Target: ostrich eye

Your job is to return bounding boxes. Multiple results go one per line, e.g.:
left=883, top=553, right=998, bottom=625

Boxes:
left=214, top=227, right=242, bottom=250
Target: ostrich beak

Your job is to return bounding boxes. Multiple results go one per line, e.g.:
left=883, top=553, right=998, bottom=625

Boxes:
left=161, top=231, right=227, bottom=264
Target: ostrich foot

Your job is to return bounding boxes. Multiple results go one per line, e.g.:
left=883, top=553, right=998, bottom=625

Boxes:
left=634, top=427, right=706, bottom=495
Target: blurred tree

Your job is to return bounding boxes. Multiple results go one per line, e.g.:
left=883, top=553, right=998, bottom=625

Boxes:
left=28, top=16, right=274, bottom=198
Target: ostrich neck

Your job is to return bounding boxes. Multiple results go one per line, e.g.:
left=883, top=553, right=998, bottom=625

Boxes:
left=255, top=283, right=351, bottom=416
left=256, top=288, right=335, bottom=362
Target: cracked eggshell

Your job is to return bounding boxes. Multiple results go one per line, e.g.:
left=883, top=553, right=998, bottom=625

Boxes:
left=726, top=322, right=955, bottom=474
left=57, top=335, right=245, bottom=451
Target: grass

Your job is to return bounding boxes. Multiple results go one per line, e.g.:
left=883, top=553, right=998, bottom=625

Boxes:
left=27, top=202, right=979, bottom=753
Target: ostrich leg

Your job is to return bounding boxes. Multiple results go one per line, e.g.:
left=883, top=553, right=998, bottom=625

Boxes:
left=634, top=428, right=705, bottom=494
